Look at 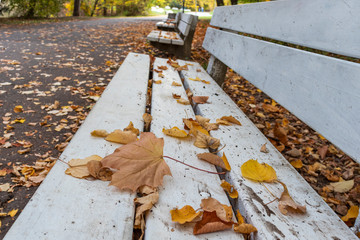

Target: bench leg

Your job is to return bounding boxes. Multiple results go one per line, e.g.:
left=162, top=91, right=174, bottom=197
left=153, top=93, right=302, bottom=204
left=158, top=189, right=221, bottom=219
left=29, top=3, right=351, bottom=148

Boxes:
left=207, top=55, right=227, bottom=87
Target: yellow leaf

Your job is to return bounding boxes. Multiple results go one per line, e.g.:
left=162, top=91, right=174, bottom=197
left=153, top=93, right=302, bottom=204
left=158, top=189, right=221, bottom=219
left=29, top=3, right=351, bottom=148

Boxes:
left=14, top=118, right=26, bottom=123
left=290, top=159, right=303, bottom=169
left=221, top=153, right=231, bottom=171
left=341, top=206, right=359, bottom=222
left=189, top=76, right=202, bottom=81
left=183, top=118, right=209, bottom=137
left=201, top=80, right=210, bottom=84
left=162, top=127, right=188, bottom=138
left=105, top=130, right=137, bottom=144
left=123, top=121, right=140, bottom=136
left=91, top=129, right=109, bottom=137
left=171, top=81, right=182, bottom=86
left=220, top=116, right=241, bottom=125
left=170, top=205, right=202, bottom=224
left=241, top=159, right=277, bottom=183
left=14, top=105, right=23, bottom=113
left=154, top=80, right=162, bottom=84
left=220, top=180, right=238, bottom=198
left=233, top=210, right=257, bottom=234
left=8, top=209, right=18, bottom=217
left=216, top=119, right=231, bottom=126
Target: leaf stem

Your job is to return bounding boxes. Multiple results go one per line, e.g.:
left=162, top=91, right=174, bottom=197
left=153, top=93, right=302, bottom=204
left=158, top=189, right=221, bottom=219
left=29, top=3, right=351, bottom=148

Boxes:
left=163, top=156, right=225, bottom=175
left=57, top=158, right=69, bottom=166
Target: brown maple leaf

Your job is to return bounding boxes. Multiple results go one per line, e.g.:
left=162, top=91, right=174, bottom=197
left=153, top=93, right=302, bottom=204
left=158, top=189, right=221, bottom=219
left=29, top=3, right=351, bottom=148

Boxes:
left=101, top=132, right=172, bottom=192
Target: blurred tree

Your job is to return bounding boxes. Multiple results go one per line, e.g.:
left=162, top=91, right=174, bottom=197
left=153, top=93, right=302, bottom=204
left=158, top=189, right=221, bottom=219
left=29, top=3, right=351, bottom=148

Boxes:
left=73, top=0, right=81, bottom=16
left=4, top=0, right=65, bottom=17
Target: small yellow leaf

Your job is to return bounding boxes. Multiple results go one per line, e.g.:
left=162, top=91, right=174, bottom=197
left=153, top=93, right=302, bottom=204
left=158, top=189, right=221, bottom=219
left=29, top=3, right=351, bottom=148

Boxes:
left=216, top=119, right=231, bottom=125
left=189, top=76, right=202, bottom=81
left=170, top=205, right=202, bottom=224
left=162, top=127, right=188, bottom=138
left=123, top=121, right=140, bottom=136
left=241, top=159, right=277, bottom=183
left=234, top=210, right=257, bottom=234
left=154, top=80, right=162, bottom=84
left=171, top=81, right=182, bottom=86
left=105, top=130, right=137, bottom=144
left=220, top=180, right=238, bottom=198
left=221, top=153, right=231, bottom=171
left=14, top=105, right=23, bottom=113
left=194, top=132, right=220, bottom=150
left=290, top=159, right=303, bottom=169
left=91, top=129, right=109, bottom=137
left=341, top=206, right=359, bottom=222
left=8, top=209, right=18, bottom=217
left=14, top=118, right=26, bottom=123
left=201, top=80, right=210, bottom=84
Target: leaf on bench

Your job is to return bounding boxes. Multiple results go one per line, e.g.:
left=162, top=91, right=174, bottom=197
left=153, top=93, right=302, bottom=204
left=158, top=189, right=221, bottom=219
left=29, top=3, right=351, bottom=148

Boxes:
left=197, top=153, right=230, bottom=171
left=105, top=129, right=138, bottom=144
left=101, top=132, right=172, bottom=192
left=170, top=205, right=203, bottom=224
left=171, top=81, right=182, bottom=87
left=194, top=132, right=220, bottom=150
left=193, top=211, right=233, bottom=235
left=172, top=93, right=181, bottom=99
left=91, top=129, right=109, bottom=137
left=241, top=159, right=277, bottom=183
left=220, top=115, right=241, bottom=126
left=233, top=210, right=257, bottom=234
left=65, top=155, right=102, bottom=179
left=162, top=127, right=188, bottom=138
left=123, top=121, right=140, bottom=136
left=278, top=181, right=306, bottom=215
left=220, top=180, right=238, bottom=199
left=176, top=98, right=190, bottom=105
left=192, top=96, right=209, bottom=104
left=87, top=160, right=112, bottom=181
left=143, top=113, right=152, bottom=131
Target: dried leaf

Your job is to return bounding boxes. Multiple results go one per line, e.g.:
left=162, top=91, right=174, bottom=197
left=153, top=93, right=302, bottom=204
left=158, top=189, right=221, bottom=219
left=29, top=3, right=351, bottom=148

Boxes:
left=260, top=143, right=269, bottom=153
left=162, top=127, right=188, bottom=138
left=14, top=105, right=23, bottom=113
left=233, top=210, right=257, bottom=234
left=170, top=205, right=203, bottom=224
left=220, top=180, right=238, bottom=198
left=341, top=206, right=359, bottom=222
left=216, top=119, right=231, bottom=126
left=329, top=180, right=354, bottom=193
left=183, top=118, right=209, bottom=137
left=0, top=183, right=10, bottom=192
left=194, top=132, right=220, bottom=150
left=200, top=198, right=232, bottom=222
left=105, top=130, right=137, bottom=144
left=123, top=121, right=140, bottom=136
left=87, top=160, right=113, bottom=181
left=101, top=132, right=172, bottom=192
left=134, top=190, right=159, bottom=227
left=171, top=81, right=182, bottom=87
left=91, top=129, right=109, bottom=137
left=278, top=181, right=306, bottom=215
left=65, top=155, right=102, bottom=179
left=197, top=152, right=230, bottom=171
left=154, top=80, right=162, bottom=84
left=158, top=65, right=168, bottom=70
left=172, top=93, right=181, bottom=99
left=192, top=96, right=209, bottom=104
left=262, top=104, right=280, bottom=113
left=193, top=211, right=233, bottom=235
left=189, top=76, right=202, bottom=81
left=318, top=145, right=328, bottom=159
left=290, top=159, right=303, bottom=169
left=274, top=123, right=288, bottom=145
left=241, top=159, right=277, bottom=183
left=286, top=148, right=301, bottom=158
left=176, top=98, right=190, bottom=105
left=143, top=113, right=152, bottom=130
left=8, top=209, right=18, bottom=217
left=220, top=116, right=241, bottom=125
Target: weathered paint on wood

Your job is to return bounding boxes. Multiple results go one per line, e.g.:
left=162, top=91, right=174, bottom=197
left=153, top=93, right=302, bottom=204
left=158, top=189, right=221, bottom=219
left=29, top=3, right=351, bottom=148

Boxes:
left=144, top=58, right=243, bottom=239
left=210, top=0, right=360, bottom=58
left=4, top=53, right=150, bottom=240
left=203, top=27, right=360, bottom=163
left=178, top=60, right=358, bottom=240
left=178, top=20, right=191, bottom=36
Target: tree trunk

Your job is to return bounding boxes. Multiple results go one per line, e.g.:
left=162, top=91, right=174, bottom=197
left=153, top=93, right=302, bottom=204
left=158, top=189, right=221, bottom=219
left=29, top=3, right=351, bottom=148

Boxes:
left=73, top=0, right=81, bottom=16
left=26, top=0, right=37, bottom=18
left=91, top=0, right=99, bottom=16
left=216, top=0, right=224, bottom=6
left=102, top=0, right=107, bottom=16
left=230, top=0, right=238, bottom=5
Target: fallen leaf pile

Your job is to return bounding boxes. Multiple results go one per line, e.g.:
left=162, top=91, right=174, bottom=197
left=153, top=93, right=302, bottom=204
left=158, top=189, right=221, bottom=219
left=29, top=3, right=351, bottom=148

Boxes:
left=171, top=197, right=256, bottom=236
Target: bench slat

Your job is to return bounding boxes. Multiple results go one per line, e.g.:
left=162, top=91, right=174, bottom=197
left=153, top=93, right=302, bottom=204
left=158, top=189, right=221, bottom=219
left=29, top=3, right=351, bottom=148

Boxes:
left=203, top=27, right=360, bottom=163
left=144, top=58, right=242, bottom=239
left=178, top=20, right=191, bottom=36
left=178, top=60, right=358, bottom=240
left=180, top=13, right=193, bottom=24
left=4, top=53, right=150, bottom=240
left=210, top=0, right=360, bottom=58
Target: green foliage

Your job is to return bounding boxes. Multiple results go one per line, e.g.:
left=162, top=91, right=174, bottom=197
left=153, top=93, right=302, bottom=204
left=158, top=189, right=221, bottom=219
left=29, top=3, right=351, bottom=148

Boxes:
left=4, top=0, right=65, bottom=17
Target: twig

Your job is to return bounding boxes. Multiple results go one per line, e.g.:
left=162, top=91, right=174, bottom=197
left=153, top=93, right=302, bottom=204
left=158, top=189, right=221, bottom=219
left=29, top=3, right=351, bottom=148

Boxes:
left=163, top=156, right=225, bottom=175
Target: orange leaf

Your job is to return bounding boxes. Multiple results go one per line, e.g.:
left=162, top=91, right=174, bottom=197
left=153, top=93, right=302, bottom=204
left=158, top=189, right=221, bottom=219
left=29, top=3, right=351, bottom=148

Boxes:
left=200, top=198, right=233, bottom=222
left=170, top=205, right=202, bottom=224
left=183, top=118, right=209, bottom=136
left=197, top=152, right=228, bottom=170
left=278, top=181, right=306, bottom=215
left=123, top=121, right=140, bottom=136
left=233, top=210, right=257, bottom=234
left=290, top=159, right=303, bottom=169
left=176, top=98, right=190, bottom=105
left=220, top=180, right=238, bottom=198
left=14, top=105, right=23, bottom=113
left=91, top=129, right=109, bottom=137
left=105, top=129, right=137, bottom=144
left=101, top=132, right=172, bottom=192
left=172, top=93, right=181, bottom=99
left=162, top=127, right=188, bottom=138
left=193, top=211, right=233, bottom=235
left=220, top=116, right=241, bottom=125
left=341, top=206, right=359, bottom=222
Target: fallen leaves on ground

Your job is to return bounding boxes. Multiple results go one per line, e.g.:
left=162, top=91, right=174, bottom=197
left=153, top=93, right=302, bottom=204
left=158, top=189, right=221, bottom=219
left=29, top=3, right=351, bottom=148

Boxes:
left=101, top=132, right=171, bottom=192
left=341, top=205, right=359, bottom=222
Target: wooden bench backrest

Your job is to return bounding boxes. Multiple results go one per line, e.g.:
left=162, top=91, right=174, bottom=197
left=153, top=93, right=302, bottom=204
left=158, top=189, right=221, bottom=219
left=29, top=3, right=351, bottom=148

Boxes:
left=203, top=0, right=360, bottom=162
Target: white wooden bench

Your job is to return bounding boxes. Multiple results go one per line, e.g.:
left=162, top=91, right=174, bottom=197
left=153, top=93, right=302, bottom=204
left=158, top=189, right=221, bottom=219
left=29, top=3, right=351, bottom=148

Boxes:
left=156, top=12, right=180, bottom=31
left=5, top=0, right=360, bottom=239
left=147, top=13, right=198, bottom=59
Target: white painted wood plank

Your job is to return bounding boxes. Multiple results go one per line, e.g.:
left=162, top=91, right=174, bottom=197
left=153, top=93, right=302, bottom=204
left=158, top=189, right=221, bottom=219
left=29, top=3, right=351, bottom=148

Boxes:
left=178, top=60, right=358, bottom=240
left=159, top=31, right=172, bottom=44
left=145, top=58, right=243, bottom=240
left=171, top=33, right=184, bottom=45
left=4, top=53, right=150, bottom=240
left=211, top=0, right=360, bottom=58
left=203, top=28, right=360, bottom=163
left=178, top=21, right=190, bottom=36
left=180, top=13, right=193, bottom=24
left=147, top=30, right=160, bottom=42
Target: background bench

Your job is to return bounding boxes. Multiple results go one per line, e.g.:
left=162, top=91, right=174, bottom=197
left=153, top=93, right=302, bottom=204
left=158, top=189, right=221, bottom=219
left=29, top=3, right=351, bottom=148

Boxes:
left=147, top=13, right=198, bottom=59
left=5, top=0, right=359, bottom=239
left=156, top=12, right=179, bottom=31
